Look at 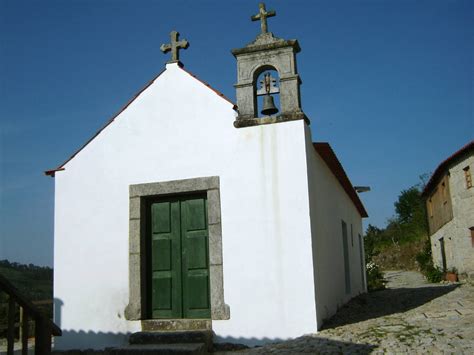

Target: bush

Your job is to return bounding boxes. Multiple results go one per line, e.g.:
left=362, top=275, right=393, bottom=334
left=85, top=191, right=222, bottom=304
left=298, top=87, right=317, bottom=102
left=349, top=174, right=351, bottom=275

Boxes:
left=366, top=261, right=385, bottom=291
left=364, top=225, right=386, bottom=291
left=416, top=239, right=443, bottom=283
left=425, top=265, right=444, bottom=283
left=415, top=241, right=432, bottom=271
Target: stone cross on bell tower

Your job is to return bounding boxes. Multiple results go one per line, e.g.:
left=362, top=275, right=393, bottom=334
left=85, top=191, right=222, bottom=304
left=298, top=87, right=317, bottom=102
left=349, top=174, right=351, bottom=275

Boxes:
left=251, top=3, right=276, bottom=34
left=231, top=3, right=307, bottom=128
left=160, top=30, right=189, bottom=63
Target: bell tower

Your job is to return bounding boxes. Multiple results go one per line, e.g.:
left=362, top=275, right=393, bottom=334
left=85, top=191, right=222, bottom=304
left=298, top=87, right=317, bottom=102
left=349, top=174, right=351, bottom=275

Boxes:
left=232, top=3, right=307, bottom=128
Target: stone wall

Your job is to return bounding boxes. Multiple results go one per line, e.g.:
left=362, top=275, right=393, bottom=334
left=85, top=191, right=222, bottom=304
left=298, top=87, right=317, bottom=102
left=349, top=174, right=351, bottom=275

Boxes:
left=430, top=152, right=474, bottom=275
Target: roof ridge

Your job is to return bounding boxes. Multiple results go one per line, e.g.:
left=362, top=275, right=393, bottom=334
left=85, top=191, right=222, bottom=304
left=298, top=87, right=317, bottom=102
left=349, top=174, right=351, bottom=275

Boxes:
left=45, top=69, right=166, bottom=176
left=178, top=66, right=237, bottom=110
left=45, top=65, right=237, bottom=177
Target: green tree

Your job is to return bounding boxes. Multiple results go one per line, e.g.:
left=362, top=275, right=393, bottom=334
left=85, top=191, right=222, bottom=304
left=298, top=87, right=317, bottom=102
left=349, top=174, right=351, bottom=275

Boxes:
left=364, top=224, right=383, bottom=262
left=395, top=186, right=424, bottom=224
left=395, top=184, right=429, bottom=242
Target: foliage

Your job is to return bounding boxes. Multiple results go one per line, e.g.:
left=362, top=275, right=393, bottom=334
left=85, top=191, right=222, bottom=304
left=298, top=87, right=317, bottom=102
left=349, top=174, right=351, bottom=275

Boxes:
left=0, top=260, right=53, bottom=336
left=365, top=176, right=430, bottom=264
left=389, top=183, right=429, bottom=246
left=373, top=239, right=425, bottom=271
left=364, top=176, right=432, bottom=282
left=364, top=225, right=386, bottom=291
left=0, top=259, right=53, bottom=301
left=415, top=240, right=443, bottom=283
left=425, top=266, right=444, bottom=283
left=366, top=261, right=385, bottom=291
left=415, top=241, right=432, bottom=271
left=395, top=186, right=427, bottom=226
left=364, top=224, right=383, bottom=261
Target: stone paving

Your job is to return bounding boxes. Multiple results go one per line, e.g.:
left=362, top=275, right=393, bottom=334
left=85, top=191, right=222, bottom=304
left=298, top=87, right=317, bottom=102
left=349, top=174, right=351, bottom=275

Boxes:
left=221, top=270, right=474, bottom=354
left=2, top=271, right=472, bottom=354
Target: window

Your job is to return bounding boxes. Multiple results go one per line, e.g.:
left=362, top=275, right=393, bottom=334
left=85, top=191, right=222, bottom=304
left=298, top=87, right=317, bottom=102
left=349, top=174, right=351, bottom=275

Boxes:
left=464, top=166, right=472, bottom=189
left=470, top=227, right=474, bottom=248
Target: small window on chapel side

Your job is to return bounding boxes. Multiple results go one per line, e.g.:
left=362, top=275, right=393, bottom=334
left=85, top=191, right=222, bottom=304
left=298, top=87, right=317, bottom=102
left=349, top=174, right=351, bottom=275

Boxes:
left=428, top=199, right=433, bottom=218
left=464, top=166, right=472, bottom=189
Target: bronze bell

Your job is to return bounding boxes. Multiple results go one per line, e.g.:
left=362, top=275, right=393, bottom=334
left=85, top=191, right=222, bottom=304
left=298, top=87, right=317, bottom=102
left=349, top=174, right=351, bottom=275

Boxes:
left=261, top=94, right=278, bottom=116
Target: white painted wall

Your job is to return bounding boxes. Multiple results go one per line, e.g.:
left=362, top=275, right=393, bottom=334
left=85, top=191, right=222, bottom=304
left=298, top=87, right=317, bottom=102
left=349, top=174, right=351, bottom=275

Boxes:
left=430, top=153, right=474, bottom=274
left=303, top=125, right=366, bottom=328
left=53, top=63, right=317, bottom=349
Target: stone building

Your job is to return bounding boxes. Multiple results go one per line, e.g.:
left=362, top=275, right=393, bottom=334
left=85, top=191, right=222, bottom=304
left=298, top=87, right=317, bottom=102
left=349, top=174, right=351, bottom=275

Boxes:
left=422, top=141, right=474, bottom=278
left=45, top=4, right=368, bottom=350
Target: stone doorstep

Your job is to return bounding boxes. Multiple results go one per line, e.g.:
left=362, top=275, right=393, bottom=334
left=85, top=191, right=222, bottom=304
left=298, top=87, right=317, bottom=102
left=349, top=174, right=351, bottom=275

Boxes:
left=141, top=319, right=212, bottom=332
left=132, top=322, right=213, bottom=353
left=109, top=343, right=207, bottom=355
left=129, top=331, right=213, bottom=350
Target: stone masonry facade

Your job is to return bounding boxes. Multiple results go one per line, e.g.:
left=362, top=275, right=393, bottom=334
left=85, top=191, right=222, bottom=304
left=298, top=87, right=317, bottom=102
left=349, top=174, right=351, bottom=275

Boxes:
left=430, top=153, right=474, bottom=276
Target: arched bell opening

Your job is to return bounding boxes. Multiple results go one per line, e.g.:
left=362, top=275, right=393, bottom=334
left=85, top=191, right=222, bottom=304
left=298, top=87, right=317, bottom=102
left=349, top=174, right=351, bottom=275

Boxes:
left=253, top=67, right=280, bottom=118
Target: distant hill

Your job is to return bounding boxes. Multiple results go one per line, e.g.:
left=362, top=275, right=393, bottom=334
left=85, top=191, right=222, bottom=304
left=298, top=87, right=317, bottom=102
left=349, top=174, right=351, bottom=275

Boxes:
left=0, top=260, right=53, bottom=336
left=0, top=260, right=53, bottom=301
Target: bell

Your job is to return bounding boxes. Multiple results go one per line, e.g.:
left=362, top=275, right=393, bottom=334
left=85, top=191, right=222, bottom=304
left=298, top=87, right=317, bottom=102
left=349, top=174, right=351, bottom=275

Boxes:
left=261, top=94, right=278, bottom=116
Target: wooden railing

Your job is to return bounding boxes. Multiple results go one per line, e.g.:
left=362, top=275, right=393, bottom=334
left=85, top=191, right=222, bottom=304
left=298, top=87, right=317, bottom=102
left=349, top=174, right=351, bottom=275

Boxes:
left=0, top=273, right=61, bottom=355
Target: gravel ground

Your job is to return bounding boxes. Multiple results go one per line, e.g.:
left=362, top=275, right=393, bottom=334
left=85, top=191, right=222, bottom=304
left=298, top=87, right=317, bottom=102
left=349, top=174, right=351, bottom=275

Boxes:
left=219, top=270, right=474, bottom=354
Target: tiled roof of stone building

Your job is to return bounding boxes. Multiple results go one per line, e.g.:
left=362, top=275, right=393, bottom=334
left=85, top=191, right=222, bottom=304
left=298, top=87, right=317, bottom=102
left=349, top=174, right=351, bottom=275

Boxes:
left=313, top=143, right=369, bottom=218
left=422, top=140, right=474, bottom=197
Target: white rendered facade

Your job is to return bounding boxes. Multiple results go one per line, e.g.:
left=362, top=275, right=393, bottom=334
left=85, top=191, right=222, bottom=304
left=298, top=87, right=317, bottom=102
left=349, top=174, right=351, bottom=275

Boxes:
left=52, top=63, right=366, bottom=349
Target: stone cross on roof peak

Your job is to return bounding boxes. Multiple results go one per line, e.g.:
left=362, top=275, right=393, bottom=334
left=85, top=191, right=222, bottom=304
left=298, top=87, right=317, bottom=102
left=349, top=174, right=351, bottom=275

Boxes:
left=160, top=30, right=189, bottom=63
left=251, top=3, right=276, bottom=34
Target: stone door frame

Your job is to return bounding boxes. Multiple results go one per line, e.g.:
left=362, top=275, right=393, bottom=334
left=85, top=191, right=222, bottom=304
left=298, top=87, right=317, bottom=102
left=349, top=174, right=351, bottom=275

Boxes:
left=125, top=176, right=230, bottom=321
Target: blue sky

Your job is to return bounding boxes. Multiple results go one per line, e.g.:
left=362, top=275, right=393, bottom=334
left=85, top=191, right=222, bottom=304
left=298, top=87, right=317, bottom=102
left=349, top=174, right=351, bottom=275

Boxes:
left=1, top=0, right=472, bottom=267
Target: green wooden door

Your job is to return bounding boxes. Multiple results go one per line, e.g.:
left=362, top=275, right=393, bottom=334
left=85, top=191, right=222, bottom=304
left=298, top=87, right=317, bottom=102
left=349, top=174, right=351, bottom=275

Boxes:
left=148, top=194, right=211, bottom=319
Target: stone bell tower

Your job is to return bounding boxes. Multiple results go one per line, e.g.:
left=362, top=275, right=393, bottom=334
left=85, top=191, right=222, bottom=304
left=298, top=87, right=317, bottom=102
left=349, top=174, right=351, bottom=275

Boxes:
left=232, top=3, right=307, bottom=128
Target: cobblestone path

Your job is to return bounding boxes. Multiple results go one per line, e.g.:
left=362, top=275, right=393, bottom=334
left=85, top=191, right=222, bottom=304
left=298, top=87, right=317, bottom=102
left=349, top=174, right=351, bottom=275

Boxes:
left=221, top=270, right=474, bottom=354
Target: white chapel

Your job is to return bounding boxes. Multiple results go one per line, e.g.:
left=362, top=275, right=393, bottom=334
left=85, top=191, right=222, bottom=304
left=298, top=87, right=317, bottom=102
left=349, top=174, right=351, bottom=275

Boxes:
left=46, top=3, right=368, bottom=350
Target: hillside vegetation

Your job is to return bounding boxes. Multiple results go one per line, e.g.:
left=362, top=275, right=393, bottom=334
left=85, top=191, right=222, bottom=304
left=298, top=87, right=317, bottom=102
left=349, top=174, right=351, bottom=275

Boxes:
left=365, top=184, right=428, bottom=271
left=0, top=260, right=53, bottom=301
left=364, top=178, right=439, bottom=289
left=0, top=260, right=53, bottom=336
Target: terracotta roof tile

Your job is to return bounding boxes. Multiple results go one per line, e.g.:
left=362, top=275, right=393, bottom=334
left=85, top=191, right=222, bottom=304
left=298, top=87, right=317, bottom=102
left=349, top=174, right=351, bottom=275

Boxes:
left=313, top=142, right=368, bottom=218
left=421, top=140, right=474, bottom=197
